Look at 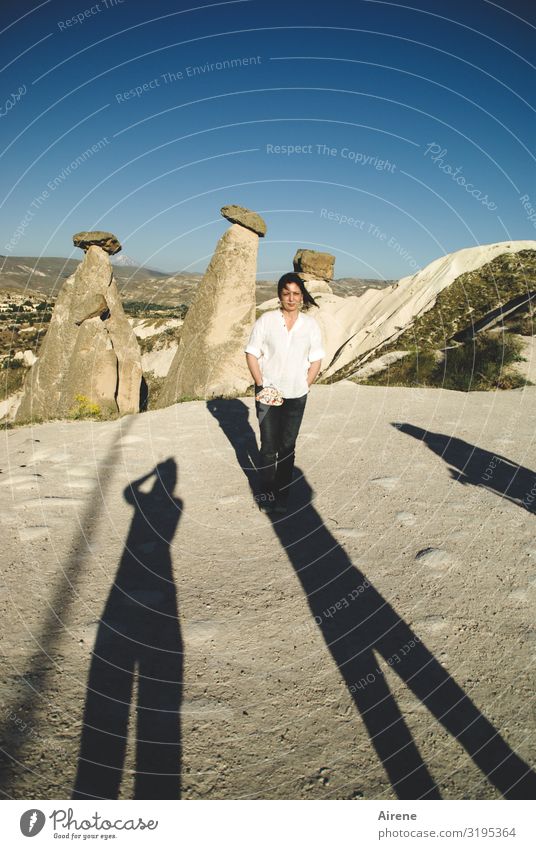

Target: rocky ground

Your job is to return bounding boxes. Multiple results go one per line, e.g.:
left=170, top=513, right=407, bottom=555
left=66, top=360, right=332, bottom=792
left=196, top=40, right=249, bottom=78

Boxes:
left=0, top=381, right=535, bottom=800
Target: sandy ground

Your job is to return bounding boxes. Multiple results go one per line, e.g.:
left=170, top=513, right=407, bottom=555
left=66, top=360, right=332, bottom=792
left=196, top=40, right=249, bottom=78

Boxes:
left=0, top=381, right=535, bottom=800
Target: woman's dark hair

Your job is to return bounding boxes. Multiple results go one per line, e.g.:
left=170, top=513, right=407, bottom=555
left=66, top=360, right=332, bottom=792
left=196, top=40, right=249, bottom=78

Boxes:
left=277, top=272, right=319, bottom=310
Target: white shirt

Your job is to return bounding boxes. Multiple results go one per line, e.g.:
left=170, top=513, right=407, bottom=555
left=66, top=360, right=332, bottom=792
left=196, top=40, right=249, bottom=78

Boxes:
left=244, top=309, right=325, bottom=398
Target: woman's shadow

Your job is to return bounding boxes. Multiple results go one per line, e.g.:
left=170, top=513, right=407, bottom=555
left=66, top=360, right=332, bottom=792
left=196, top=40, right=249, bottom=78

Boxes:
left=394, top=423, right=536, bottom=513
left=73, top=458, right=183, bottom=800
left=207, top=399, right=536, bottom=799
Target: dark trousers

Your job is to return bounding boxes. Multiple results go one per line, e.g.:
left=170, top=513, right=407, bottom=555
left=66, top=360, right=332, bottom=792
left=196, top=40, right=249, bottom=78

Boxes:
left=255, top=392, right=307, bottom=501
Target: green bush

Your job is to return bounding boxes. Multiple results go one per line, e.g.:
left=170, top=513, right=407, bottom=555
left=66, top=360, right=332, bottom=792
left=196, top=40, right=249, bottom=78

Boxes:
left=363, top=333, right=528, bottom=391
left=363, top=350, right=438, bottom=388
left=163, top=326, right=181, bottom=341
left=145, top=375, right=166, bottom=409
left=442, top=333, right=526, bottom=390
left=507, top=315, right=534, bottom=336
left=123, top=302, right=189, bottom=319
left=139, top=336, right=156, bottom=354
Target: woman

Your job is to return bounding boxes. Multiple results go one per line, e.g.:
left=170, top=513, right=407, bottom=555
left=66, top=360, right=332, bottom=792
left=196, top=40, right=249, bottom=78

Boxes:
left=245, top=272, right=325, bottom=514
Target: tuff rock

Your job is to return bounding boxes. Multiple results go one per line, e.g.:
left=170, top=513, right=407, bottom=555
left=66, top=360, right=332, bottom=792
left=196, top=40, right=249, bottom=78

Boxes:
left=16, top=245, right=142, bottom=420
left=157, top=223, right=258, bottom=404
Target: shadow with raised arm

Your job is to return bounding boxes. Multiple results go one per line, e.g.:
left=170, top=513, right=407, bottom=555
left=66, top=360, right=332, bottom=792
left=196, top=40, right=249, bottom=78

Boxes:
left=73, top=458, right=183, bottom=799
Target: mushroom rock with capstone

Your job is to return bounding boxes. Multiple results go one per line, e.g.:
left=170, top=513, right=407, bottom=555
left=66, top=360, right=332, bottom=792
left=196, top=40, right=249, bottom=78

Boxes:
left=157, top=222, right=259, bottom=405
left=16, top=244, right=142, bottom=421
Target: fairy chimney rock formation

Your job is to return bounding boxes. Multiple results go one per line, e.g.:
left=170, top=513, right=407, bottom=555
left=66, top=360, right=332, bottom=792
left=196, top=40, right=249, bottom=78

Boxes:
left=16, top=239, right=141, bottom=421
left=293, top=249, right=335, bottom=281
left=157, top=211, right=264, bottom=405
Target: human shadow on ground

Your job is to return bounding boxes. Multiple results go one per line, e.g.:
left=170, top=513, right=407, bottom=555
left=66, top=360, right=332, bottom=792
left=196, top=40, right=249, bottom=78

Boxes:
left=0, top=420, right=136, bottom=797
left=73, top=458, right=183, bottom=800
left=207, top=399, right=536, bottom=799
left=395, top=424, right=536, bottom=514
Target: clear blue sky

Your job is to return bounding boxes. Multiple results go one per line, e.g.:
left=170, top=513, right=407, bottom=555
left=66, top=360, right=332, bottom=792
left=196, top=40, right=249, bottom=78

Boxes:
left=1, top=0, right=534, bottom=278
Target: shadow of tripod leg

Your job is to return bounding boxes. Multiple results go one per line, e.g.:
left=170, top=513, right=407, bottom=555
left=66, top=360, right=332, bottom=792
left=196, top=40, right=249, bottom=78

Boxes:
left=347, top=651, right=441, bottom=799
left=386, top=638, right=536, bottom=799
left=134, top=652, right=182, bottom=800
left=73, top=648, right=134, bottom=800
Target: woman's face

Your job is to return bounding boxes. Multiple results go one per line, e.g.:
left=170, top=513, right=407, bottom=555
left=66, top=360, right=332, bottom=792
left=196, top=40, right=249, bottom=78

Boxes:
left=280, top=282, right=303, bottom=312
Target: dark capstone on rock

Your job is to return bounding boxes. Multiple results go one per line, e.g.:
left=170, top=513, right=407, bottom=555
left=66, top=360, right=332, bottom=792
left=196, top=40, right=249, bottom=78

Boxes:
left=220, top=205, right=267, bottom=237
left=73, top=231, right=122, bottom=255
left=293, top=249, right=335, bottom=281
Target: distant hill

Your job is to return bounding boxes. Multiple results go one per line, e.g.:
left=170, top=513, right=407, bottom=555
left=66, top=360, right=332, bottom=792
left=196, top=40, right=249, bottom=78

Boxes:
left=0, top=256, right=392, bottom=306
left=331, top=277, right=395, bottom=297
left=253, top=277, right=393, bottom=306
left=0, top=255, right=169, bottom=299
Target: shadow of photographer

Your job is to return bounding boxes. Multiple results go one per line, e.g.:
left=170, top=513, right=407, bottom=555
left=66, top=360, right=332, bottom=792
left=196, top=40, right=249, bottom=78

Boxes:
left=73, top=458, right=183, bottom=800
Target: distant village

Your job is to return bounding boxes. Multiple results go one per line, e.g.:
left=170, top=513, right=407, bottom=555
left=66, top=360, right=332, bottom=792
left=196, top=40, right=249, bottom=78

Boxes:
left=0, top=291, right=51, bottom=369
